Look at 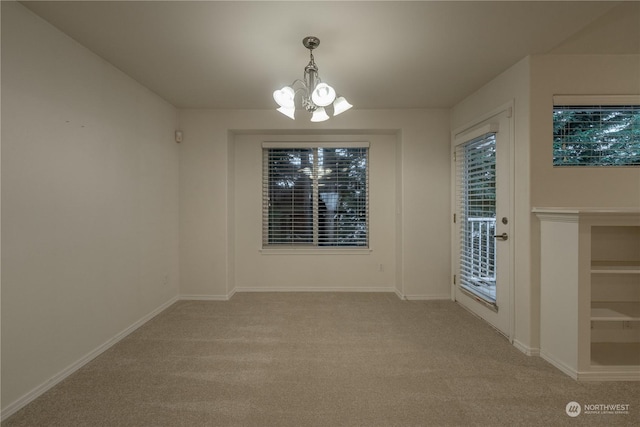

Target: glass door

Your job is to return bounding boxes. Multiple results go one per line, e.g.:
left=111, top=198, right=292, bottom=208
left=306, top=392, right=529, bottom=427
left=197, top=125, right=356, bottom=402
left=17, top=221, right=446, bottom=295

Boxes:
left=454, top=113, right=512, bottom=337
left=458, top=133, right=498, bottom=305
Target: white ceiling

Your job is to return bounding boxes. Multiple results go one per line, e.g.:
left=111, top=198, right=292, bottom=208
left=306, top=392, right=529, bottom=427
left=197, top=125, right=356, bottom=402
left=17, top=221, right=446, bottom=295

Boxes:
left=19, top=1, right=635, bottom=109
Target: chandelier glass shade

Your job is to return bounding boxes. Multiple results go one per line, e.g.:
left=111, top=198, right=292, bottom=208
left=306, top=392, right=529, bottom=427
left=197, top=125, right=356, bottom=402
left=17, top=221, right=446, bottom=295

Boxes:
left=273, top=36, right=352, bottom=122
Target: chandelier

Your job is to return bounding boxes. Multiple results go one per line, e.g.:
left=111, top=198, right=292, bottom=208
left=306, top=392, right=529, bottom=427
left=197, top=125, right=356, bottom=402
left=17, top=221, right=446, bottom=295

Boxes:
left=273, top=36, right=352, bottom=122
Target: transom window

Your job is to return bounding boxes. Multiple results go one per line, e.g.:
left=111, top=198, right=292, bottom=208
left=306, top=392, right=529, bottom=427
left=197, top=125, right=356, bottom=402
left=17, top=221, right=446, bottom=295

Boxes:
left=262, top=143, right=369, bottom=248
left=553, top=95, right=640, bottom=167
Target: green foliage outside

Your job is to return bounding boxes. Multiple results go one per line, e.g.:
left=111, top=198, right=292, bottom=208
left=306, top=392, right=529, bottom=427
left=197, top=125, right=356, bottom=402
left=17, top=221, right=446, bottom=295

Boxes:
left=318, top=147, right=368, bottom=246
left=266, top=147, right=368, bottom=247
left=553, top=106, right=640, bottom=166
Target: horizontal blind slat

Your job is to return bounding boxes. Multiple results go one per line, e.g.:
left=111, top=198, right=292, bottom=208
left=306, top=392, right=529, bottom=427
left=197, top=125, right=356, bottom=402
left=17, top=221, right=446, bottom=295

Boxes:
left=263, top=146, right=368, bottom=247
left=456, top=132, right=497, bottom=297
left=553, top=104, right=640, bottom=166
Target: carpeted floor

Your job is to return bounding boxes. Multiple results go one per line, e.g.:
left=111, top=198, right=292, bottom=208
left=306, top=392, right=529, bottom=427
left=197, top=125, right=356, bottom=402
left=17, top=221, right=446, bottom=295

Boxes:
left=3, top=293, right=639, bottom=426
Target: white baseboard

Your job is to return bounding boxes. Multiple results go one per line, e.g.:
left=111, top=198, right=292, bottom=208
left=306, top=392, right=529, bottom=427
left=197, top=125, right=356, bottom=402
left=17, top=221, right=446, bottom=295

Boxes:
left=180, top=288, right=454, bottom=301
left=181, top=288, right=450, bottom=301
left=403, top=294, right=451, bottom=301
left=183, top=287, right=401, bottom=300
left=232, top=286, right=398, bottom=294
left=513, top=340, right=540, bottom=357
left=179, top=293, right=234, bottom=301
left=540, top=350, right=578, bottom=380
left=1, top=295, right=179, bottom=422
left=577, top=368, right=640, bottom=381
left=541, top=351, right=640, bottom=381
left=180, top=286, right=451, bottom=301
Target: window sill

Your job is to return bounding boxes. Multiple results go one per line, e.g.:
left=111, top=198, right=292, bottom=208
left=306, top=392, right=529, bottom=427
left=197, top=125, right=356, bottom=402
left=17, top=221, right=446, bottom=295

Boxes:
left=260, top=247, right=373, bottom=255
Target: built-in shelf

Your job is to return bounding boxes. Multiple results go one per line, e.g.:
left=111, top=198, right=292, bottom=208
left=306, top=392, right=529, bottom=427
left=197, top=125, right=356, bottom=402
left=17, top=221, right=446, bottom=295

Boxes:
left=535, top=208, right=640, bottom=381
left=591, top=302, right=640, bottom=321
left=591, top=261, right=640, bottom=274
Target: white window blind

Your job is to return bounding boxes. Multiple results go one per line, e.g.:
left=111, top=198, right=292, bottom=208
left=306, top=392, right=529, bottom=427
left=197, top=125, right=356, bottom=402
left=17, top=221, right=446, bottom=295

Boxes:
left=262, top=144, right=369, bottom=248
left=553, top=96, right=640, bottom=167
left=456, top=132, right=497, bottom=298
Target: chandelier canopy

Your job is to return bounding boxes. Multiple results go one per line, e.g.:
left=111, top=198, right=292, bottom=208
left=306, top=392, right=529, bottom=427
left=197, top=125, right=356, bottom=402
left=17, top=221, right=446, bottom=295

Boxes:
left=273, top=36, right=352, bottom=122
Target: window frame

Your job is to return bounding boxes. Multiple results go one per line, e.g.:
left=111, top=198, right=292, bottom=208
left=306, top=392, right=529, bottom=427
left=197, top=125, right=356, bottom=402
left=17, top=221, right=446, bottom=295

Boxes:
left=552, top=95, right=640, bottom=167
left=261, top=142, right=370, bottom=252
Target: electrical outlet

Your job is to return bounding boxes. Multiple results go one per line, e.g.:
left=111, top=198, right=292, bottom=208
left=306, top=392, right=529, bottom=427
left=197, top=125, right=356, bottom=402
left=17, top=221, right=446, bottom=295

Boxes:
left=163, top=275, right=169, bottom=287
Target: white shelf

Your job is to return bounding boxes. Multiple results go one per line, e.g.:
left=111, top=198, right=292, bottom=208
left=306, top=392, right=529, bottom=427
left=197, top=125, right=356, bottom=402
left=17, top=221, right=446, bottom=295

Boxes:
left=591, top=261, right=640, bottom=274
left=591, top=302, right=640, bottom=321
left=533, top=207, right=640, bottom=215
left=591, top=342, right=640, bottom=367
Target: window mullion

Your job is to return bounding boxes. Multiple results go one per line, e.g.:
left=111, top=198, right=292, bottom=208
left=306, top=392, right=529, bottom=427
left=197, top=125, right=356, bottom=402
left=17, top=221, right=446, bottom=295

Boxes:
left=312, top=148, right=319, bottom=246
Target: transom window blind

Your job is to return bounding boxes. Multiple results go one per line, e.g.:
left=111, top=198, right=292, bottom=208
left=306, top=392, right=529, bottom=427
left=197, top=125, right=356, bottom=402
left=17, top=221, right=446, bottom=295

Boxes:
left=553, top=98, right=640, bottom=167
left=262, top=143, right=369, bottom=247
left=456, top=132, right=497, bottom=298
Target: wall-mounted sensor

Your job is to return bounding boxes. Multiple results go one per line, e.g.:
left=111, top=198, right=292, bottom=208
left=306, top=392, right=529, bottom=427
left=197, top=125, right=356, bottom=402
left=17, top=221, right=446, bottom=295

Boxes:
left=175, top=130, right=183, bottom=143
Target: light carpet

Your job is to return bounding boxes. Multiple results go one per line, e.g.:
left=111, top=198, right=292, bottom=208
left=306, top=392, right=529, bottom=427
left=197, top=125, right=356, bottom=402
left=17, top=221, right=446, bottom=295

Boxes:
left=3, top=293, right=639, bottom=426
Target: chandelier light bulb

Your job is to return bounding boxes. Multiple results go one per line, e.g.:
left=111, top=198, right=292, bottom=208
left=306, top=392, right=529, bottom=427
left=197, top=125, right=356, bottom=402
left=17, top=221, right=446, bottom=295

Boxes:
left=273, top=86, right=295, bottom=108
left=311, top=83, right=336, bottom=107
left=310, top=107, right=330, bottom=122
left=332, top=96, right=353, bottom=116
left=276, top=106, right=296, bottom=120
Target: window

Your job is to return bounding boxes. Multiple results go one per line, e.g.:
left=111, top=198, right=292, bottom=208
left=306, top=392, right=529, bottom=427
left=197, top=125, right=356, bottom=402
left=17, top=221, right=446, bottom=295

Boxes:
left=456, top=131, right=497, bottom=303
left=553, top=95, right=640, bottom=167
left=262, top=143, right=369, bottom=248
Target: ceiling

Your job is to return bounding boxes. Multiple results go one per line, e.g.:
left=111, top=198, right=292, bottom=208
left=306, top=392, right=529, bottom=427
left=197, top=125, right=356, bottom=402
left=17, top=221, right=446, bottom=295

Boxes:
left=19, top=1, right=637, bottom=110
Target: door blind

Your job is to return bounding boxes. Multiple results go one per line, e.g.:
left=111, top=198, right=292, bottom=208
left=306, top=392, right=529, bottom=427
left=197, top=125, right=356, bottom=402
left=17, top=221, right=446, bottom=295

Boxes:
left=456, top=132, right=497, bottom=295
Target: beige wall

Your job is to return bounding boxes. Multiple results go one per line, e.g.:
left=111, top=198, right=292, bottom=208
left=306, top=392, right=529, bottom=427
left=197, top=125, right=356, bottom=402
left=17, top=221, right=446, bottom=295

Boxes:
left=530, top=54, right=640, bottom=208
left=178, top=109, right=451, bottom=300
left=1, top=2, right=179, bottom=414
left=233, top=133, right=397, bottom=292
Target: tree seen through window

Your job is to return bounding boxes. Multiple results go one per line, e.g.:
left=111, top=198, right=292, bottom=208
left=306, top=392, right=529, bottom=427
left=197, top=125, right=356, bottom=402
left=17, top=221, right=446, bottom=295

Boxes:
left=264, top=146, right=368, bottom=247
left=553, top=105, right=640, bottom=166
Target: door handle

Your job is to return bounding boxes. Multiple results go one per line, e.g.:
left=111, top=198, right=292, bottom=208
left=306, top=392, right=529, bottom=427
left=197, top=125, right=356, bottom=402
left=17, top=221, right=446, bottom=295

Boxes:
left=494, top=232, right=508, bottom=241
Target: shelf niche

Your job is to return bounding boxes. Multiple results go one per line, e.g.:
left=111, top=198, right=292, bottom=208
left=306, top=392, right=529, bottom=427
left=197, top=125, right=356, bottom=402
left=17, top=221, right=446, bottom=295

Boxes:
left=534, top=208, right=640, bottom=381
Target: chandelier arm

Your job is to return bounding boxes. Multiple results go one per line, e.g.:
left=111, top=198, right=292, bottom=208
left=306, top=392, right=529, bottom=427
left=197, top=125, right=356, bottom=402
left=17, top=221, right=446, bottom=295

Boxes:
left=289, top=78, right=317, bottom=111
left=290, top=80, right=311, bottom=100
left=290, top=79, right=307, bottom=90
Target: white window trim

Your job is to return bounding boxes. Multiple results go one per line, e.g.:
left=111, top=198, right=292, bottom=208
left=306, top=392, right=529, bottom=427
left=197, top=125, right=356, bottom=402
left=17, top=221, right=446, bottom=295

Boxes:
left=259, top=247, right=373, bottom=255
left=262, top=141, right=370, bottom=149
left=454, top=123, right=500, bottom=145
left=553, top=94, right=640, bottom=106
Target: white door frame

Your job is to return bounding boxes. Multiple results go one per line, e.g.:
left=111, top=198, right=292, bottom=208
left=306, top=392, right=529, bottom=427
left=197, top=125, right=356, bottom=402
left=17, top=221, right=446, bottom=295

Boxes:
left=451, top=101, right=515, bottom=340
